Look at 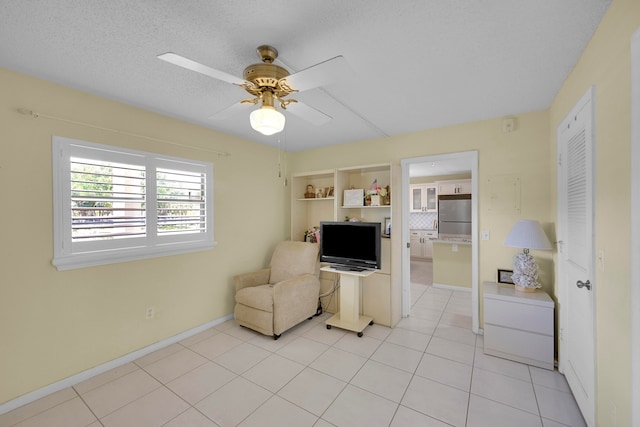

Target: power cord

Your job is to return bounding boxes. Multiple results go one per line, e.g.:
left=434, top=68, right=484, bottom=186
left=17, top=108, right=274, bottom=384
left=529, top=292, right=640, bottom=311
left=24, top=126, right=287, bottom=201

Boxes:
left=319, top=274, right=340, bottom=313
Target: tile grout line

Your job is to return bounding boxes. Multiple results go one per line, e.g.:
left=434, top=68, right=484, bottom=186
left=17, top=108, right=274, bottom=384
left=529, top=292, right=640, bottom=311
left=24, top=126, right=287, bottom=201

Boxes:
left=528, top=364, right=546, bottom=426
left=465, top=331, right=478, bottom=426
left=72, top=387, right=103, bottom=427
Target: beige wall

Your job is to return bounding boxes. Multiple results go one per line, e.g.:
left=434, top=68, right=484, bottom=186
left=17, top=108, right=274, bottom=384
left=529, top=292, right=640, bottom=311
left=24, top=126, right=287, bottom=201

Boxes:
left=548, top=0, right=638, bottom=424
left=432, top=243, right=472, bottom=289
left=291, top=109, right=552, bottom=300
left=0, top=68, right=290, bottom=405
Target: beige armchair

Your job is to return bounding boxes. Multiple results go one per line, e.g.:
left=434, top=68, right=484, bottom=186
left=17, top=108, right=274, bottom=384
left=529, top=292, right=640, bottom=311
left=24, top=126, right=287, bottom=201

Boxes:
left=234, top=241, right=321, bottom=339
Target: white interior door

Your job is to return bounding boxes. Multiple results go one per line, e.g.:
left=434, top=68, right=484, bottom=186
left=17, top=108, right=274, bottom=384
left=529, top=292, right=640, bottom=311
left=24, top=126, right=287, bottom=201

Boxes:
left=557, top=87, right=596, bottom=426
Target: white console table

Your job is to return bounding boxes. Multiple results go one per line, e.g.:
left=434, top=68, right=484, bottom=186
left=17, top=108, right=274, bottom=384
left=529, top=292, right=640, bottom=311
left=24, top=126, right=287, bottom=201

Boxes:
left=483, top=281, right=555, bottom=370
left=321, top=266, right=376, bottom=337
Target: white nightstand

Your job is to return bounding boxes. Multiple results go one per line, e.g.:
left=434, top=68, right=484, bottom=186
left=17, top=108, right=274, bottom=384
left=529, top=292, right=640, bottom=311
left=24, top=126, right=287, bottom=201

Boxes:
left=483, top=281, right=555, bottom=370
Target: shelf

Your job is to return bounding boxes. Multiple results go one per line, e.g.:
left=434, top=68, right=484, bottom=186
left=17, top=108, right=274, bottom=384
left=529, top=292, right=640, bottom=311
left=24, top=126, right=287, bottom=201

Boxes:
left=292, top=164, right=398, bottom=328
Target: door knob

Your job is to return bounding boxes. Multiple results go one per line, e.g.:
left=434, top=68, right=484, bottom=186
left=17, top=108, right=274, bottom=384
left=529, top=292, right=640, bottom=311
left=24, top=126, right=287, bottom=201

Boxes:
left=576, top=280, right=591, bottom=290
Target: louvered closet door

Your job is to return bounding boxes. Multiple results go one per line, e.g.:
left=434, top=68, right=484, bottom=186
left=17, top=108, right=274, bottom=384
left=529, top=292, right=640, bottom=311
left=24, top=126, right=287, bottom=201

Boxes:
left=558, top=88, right=595, bottom=426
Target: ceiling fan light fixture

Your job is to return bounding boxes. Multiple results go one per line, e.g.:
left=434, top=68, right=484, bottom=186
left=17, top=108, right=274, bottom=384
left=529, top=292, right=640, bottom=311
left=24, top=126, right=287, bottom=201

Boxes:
left=250, top=106, right=285, bottom=136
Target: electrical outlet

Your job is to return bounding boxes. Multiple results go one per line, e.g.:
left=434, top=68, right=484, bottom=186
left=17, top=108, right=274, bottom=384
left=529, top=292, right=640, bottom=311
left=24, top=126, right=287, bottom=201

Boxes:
left=452, top=244, right=458, bottom=252
left=481, top=230, right=490, bottom=240
left=145, top=307, right=155, bottom=320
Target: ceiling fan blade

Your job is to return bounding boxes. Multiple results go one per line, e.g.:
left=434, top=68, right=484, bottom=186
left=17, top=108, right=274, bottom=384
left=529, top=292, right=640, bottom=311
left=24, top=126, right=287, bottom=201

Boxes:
left=286, top=101, right=332, bottom=126
left=208, top=101, right=252, bottom=121
left=158, top=52, right=247, bottom=86
left=280, top=56, right=348, bottom=92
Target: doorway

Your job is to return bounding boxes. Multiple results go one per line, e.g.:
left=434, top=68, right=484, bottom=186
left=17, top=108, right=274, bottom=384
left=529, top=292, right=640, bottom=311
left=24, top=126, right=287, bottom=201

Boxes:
left=401, top=151, right=479, bottom=333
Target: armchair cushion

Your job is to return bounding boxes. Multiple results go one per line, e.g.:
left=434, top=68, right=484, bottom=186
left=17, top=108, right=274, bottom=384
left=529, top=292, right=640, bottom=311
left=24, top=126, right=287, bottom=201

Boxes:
left=235, top=284, right=273, bottom=312
left=269, top=241, right=320, bottom=284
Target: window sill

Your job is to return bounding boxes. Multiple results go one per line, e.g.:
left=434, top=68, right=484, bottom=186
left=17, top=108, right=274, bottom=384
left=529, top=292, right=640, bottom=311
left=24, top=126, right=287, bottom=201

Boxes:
left=52, top=241, right=215, bottom=271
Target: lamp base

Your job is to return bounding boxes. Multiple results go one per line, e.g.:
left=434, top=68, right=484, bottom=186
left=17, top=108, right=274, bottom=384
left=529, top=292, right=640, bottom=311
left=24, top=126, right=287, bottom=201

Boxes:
left=515, top=285, right=537, bottom=293
left=512, top=250, right=542, bottom=292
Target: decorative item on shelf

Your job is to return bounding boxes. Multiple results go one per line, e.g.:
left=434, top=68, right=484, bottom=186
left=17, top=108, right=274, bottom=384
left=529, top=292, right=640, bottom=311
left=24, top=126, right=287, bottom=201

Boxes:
left=344, top=216, right=360, bottom=222
left=383, top=217, right=391, bottom=237
left=497, top=269, right=515, bottom=284
left=364, top=179, right=390, bottom=206
left=304, top=226, right=320, bottom=243
left=344, top=188, right=364, bottom=206
left=504, top=219, right=553, bottom=292
left=304, top=184, right=315, bottom=198
left=316, top=187, right=325, bottom=198
left=382, top=185, right=390, bottom=205
left=366, top=179, right=380, bottom=206
left=326, top=186, right=334, bottom=197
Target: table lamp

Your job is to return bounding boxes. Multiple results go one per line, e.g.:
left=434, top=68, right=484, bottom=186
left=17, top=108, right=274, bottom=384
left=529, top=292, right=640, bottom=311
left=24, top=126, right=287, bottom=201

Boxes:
left=504, top=220, right=552, bottom=292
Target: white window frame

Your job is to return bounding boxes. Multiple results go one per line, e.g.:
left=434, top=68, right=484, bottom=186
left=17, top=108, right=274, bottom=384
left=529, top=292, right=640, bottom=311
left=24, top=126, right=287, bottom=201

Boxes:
left=52, top=136, right=214, bottom=270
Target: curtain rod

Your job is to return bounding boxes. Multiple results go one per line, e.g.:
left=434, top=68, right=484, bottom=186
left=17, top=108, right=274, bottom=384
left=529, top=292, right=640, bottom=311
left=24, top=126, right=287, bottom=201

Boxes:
left=16, top=108, right=230, bottom=157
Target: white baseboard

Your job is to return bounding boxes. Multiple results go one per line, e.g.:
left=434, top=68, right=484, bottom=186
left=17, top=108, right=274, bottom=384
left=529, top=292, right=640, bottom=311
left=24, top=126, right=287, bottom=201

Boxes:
left=432, top=282, right=472, bottom=292
left=0, top=313, right=234, bottom=416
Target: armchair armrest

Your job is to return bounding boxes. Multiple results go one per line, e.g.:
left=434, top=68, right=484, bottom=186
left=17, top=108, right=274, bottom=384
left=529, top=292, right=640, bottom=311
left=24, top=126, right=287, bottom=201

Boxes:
left=234, top=268, right=271, bottom=291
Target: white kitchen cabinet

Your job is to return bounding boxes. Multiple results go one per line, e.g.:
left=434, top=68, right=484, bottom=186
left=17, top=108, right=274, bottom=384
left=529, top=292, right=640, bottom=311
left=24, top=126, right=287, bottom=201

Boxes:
left=423, top=236, right=433, bottom=259
left=409, top=184, right=437, bottom=212
left=483, top=281, right=555, bottom=370
left=437, top=179, right=471, bottom=195
left=410, top=230, right=437, bottom=259
left=410, top=231, right=421, bottom=258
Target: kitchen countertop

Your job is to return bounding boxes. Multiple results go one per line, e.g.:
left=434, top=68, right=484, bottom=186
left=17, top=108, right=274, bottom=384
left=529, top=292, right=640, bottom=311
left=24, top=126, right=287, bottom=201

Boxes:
left=432, top=235, right=472, bottom=244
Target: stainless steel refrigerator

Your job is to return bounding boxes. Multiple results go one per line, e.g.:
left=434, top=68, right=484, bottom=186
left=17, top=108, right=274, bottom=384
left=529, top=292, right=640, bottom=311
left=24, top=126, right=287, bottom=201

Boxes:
left=438, top=195, right=472, bottom=235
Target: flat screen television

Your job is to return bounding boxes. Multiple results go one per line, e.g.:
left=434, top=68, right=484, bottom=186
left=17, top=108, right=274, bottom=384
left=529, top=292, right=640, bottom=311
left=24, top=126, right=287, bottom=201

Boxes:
left=319, top=221, right=381, bottom=271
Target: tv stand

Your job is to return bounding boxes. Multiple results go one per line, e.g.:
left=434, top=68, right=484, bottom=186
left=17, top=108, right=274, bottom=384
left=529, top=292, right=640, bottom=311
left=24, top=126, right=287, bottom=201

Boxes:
left=320, top=266, right=376, bottom=337
left=330, top=264, right=370, bottom=272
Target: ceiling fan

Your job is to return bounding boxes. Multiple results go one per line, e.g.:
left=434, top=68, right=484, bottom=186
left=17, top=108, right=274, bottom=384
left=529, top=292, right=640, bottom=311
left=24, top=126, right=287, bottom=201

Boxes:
left=158, top=45, right=347, bottom=136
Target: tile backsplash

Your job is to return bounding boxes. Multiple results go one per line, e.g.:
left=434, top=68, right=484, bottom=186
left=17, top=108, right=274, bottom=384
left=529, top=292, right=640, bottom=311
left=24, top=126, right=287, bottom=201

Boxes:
left=409, top=212, right=437, bottom=230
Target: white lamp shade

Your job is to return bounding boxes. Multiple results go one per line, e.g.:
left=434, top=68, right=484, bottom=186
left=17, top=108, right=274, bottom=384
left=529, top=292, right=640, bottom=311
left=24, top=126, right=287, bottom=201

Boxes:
left=504, top=220, right=552, bottom=250
left=250, top=107, right=285, bottom=136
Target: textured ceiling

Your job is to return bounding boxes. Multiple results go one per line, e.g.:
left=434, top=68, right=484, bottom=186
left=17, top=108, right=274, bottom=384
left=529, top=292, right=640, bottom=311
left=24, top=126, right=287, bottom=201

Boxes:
left=0, top=0, right=611, bottom=152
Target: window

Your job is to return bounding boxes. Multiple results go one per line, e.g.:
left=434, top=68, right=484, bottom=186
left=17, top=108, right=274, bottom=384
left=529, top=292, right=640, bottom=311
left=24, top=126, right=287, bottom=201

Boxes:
left=52, top=137, right=214, bottom=270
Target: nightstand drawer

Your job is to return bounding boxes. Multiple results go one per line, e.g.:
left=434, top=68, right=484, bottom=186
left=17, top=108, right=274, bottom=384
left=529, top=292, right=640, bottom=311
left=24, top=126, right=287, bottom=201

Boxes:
left=484, top=298, right=554, bottom=335
left=484, top=324, right=554, bottom=369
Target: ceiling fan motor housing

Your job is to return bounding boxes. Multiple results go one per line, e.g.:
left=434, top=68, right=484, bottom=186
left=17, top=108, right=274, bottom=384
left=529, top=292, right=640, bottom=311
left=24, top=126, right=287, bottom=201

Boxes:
left=243, top=63, right=289, bottom=89
left=241, top=45, right=295, bottom=99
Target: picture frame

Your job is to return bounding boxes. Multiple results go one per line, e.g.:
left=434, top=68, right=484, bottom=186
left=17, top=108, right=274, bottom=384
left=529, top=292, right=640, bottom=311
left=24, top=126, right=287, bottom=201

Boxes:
left=383, top=217, right=391, bottom=237
left=344, top=189, right=364, bottom=206
left=497, top=269, right=514, bottom=284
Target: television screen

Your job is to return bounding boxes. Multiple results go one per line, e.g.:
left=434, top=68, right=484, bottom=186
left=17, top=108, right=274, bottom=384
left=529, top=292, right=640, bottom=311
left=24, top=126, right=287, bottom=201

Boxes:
left=319, top=221, right=381, bottom=271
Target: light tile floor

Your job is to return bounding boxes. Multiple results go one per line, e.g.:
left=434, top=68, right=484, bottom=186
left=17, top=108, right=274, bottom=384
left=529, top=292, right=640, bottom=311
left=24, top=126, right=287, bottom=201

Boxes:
left=1, top=261, right=586, bottom=426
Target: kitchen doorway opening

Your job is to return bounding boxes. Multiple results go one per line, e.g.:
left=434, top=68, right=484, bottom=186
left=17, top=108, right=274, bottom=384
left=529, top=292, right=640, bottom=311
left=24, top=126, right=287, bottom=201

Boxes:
left=400, top=151, right=479, bottom=333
